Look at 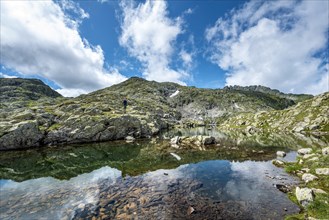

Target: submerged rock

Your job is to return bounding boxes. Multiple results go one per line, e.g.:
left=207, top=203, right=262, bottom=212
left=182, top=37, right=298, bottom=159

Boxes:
left=275, top=184, right=291, bottom=193
left=187, top=206, right=195, bottom=215
left=296, top=187, right=314, bottom=207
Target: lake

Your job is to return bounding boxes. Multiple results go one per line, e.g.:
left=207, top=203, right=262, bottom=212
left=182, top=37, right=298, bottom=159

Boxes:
left=1, top=129, right=328, bottom=219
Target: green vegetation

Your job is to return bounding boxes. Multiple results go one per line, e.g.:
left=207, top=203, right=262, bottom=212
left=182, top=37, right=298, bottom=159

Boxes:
left=283, top=150, right=329, bottom=219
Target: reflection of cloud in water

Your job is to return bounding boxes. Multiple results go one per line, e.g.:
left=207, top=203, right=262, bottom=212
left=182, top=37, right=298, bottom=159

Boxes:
left=225, top=161, right=272, bottom=201
left=223, top=161, right=296, bottom=205
left=142, top=164, right=189, bottom=190
left=0, top=166, right=121, bottom=220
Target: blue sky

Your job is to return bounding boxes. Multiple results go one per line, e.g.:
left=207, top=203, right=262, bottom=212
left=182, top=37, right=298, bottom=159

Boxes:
left=1, top=0, right=328, bottom=97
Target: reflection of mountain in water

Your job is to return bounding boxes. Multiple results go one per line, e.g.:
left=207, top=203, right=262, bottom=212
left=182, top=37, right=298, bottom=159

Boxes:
left=1, top=130, right=328, bottom=181
left=165, top=127, right=329, bottom=149
left=0, top=160, right=300, bottom=220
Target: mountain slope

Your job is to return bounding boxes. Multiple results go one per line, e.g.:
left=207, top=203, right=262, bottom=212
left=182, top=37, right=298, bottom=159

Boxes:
left=101, top=77, right=311, bottom=124
left=223, top=85, right=312, bottom=103
left=219, top=92, right=329, bottom=134
left=0, top=78, right=62, bottom=103
left=0, top=77, right=321, bottom=150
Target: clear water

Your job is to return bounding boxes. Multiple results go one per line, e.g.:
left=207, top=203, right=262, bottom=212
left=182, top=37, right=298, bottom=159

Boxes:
left=0, top=130, right=328, bottom=219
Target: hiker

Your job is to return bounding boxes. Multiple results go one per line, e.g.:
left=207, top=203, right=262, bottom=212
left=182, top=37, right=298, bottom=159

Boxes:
left=123, top=97, right=128, bottom=113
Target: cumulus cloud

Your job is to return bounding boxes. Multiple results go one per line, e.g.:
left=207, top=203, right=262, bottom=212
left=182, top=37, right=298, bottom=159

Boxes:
left=0, top=72, right=17, bottom=78
left=0, top=0, right=127, bottom=97
left=119, top=0, right=189, bottom=85
left=206, top=0, right=329, bottom=95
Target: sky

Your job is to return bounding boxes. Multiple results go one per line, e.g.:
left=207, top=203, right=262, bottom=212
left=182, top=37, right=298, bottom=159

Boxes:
left=0, top=0, right=328, bottom=97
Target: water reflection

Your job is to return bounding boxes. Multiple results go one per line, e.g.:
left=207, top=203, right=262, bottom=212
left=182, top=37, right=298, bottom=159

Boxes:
left=1, top=130, right=327, bottom=182
left=1, top=159, right=299, bottom=220
left=1, top=130, right=327, bottom=219
left=165, top=127, right=329, bottom=149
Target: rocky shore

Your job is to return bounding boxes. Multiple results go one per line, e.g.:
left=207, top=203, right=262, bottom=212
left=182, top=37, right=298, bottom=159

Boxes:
left=273, top=147, right=329, bottom=219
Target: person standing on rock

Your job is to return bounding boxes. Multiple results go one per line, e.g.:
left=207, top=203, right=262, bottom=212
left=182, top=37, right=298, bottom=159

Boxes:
left=123, top=97, right=128, bottom=113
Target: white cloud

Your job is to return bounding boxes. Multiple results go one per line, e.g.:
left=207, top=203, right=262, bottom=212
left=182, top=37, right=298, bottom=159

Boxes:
left=0, top=72, right=17, bottom=78
left=206, top=0, right=329, bottom=95
left=0, top=0, right=127, bottom=97
left=180, top=50, right=192, bottom=67
left=97, top=0, right=109, bottom=4
left=119, top=0, right=189, bottom=85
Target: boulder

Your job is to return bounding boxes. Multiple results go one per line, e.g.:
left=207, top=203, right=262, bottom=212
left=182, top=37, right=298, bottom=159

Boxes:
left=0, top=121, right=44, bottom=150
left=302, top=173, right=318, bottom=183
left=297, top=148, right=312, bottom=155
left=315, top=168, right=329, bottom=175
left=276, top=151, right=286, bottom=157
left=295, top=187, right=314, bottom=207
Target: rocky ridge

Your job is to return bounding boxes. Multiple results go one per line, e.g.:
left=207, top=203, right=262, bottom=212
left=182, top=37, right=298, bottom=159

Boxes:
left=1, top=77, right=327, bottom=150
left=219, top=92, right=329, bottom=134
left=0, top=78, right=62, bottom=103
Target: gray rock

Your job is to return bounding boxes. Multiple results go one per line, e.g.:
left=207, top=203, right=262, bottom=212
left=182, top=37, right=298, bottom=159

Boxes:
left=0, top=121, right=44, bottom=150
left=297, top=148, right=312, bottom=155
left=295, top=187, right=314, bottom=207
left=276, top=151, right=286, bottom=157
left=315, top=168, right=329, bottom=175
left=302, top=173, right=318, bottom=183
left=322, top=147, right=329, bottom=155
